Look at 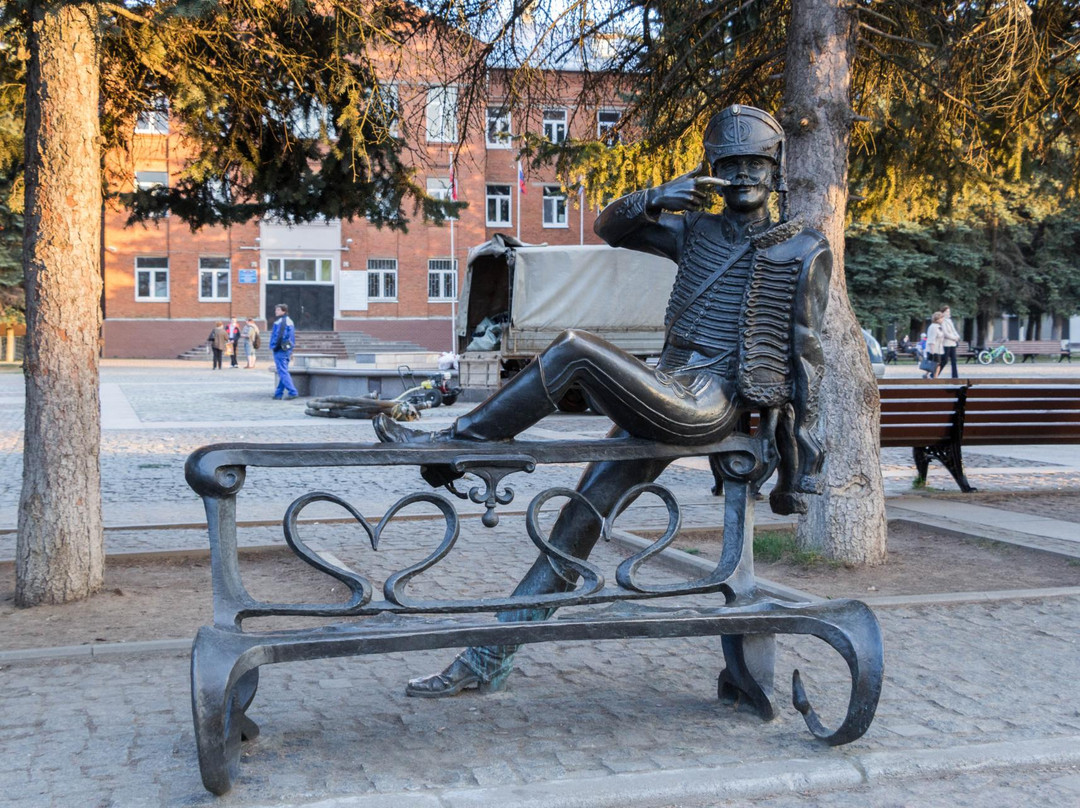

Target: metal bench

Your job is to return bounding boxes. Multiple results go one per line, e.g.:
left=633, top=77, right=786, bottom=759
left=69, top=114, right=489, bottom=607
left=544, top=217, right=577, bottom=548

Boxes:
left=879, top=379, right=1080, bottom=491
left=185, top=435, right=885, bottom=795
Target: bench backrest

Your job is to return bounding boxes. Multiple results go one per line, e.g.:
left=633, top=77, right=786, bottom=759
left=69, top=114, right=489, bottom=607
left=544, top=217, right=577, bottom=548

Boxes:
left=878, top=383, right=966, bottom=447
left=961, top=383, right=1080, bottom=444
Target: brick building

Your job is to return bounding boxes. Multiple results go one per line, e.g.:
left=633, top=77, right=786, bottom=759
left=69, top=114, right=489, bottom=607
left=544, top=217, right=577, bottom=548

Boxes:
left=102, top=63, right=620, bottom=358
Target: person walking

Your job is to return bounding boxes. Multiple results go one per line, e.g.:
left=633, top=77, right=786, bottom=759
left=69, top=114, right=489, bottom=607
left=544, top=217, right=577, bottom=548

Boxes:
left=940, top=305, right=961, bottom=378
left=925, top=311, right=945, bottom=379
left=225, top=317, right=241, bottom=368
left=240, top=317, right=260, bottom=369
left=208, top=321, right=228, bottom=370
left=270, top=304, right=298, bottom=399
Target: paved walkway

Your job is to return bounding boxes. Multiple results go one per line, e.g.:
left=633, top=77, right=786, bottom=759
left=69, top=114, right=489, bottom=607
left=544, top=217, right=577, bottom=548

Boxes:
left=1, top=361, right=1079, bottom=806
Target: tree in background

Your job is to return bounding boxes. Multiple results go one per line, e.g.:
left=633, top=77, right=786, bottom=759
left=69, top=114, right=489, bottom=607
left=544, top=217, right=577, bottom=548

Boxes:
left=8, top=0, right=465, bottom=606
left=439, top=0, right=1080, bottom=563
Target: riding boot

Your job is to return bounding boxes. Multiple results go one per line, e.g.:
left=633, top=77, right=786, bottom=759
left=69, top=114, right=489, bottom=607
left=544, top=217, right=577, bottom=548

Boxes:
left=374, top=356, right=559, bottom=487
left=453, top=356, right=560, bottom=441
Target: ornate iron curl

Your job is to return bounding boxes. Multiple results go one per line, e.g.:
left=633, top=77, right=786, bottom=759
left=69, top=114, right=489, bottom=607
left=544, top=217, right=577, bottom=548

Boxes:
left=524, top=487, right=606, bottom=593
left=453, top=455, right=537, bottom=526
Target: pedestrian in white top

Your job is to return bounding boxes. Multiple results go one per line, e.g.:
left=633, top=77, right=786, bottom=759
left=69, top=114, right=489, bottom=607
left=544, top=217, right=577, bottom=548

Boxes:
left=925, top=311, right=946, bottom=379
left=940, top=305, right=961, bottom=378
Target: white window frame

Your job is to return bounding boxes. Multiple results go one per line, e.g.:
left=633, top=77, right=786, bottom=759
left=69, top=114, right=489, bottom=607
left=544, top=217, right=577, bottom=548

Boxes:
left=135, top=170, right=168, bottom=192
left=377, top=83, right=400, bottom=137
left=198, top=257, right=231, bottom=302
left=486, top=107, right=512, bottom=148
left=288, top=100, right=335, bottom=140
left=367, top=258, right=398, bottom=301
left=427, top=177, right=457, bottom=220
left=135, top=97, right=170, bottom=135
left=542, top=186, right=568, bottom=228
left=426, top=86, right=458, bottom=143
left=485, top=184, right=512, bottom=227
left=597, top=109, right=621, bottom=144
left=427, top=258, right=458, bottom=302
left=265, top=256, right=335, bottom=284
left=543, top=109, right=567, bottom=144
left=135, top=256, right=169, bottom=301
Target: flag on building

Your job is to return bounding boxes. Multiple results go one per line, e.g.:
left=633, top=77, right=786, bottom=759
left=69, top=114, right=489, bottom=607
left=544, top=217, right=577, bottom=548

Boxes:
left=449, top=159, right=458, bottom=202
left=518, top=161, right=526, bottom=195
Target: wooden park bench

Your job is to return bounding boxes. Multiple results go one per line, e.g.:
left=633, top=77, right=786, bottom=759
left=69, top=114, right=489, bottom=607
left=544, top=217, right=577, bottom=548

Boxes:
left=1000, top=339, right=1072, bottom=363
left=185, top=435, right=884, bottom=794
left=878, top=379, right=1080, bottom=491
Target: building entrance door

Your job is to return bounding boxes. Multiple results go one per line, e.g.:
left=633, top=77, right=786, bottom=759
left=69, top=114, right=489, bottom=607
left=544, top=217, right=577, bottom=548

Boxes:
left=266, top=284, right=334, bottom=331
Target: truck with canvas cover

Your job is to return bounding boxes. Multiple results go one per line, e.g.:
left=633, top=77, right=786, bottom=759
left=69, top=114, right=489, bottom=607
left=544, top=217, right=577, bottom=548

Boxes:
left=457, top=234, right=677, bottom=410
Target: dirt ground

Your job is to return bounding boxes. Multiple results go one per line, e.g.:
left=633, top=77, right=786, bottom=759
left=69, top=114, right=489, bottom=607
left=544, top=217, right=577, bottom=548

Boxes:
left=0, top=549, right=344, bottom=651
left=671, top=519, right=1080, bottom=600
left=974, top=492, right=1080, bottom=523
left=3, top=508, right=1079, bottom=652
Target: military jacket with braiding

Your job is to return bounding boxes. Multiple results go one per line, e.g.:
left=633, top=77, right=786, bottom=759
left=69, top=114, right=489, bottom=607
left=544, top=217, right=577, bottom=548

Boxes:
left=594, top=189, right=828, bottom=407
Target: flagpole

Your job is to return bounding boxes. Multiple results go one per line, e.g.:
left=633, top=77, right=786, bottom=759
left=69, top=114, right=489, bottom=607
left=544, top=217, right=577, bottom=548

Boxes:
left=449, top=153, right=457, bottom=354
left=579, top=182, right=585, bottom=245
left=516, top=159, right=522, bottom=241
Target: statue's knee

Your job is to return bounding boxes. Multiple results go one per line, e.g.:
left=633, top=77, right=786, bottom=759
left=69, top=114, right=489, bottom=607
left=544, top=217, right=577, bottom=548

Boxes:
left=549, top=329, right=594, bottom=361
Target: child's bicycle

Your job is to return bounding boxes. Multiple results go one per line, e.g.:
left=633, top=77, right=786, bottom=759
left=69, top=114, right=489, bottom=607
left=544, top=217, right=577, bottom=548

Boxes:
left=977, top=344, right=1015, bottom=365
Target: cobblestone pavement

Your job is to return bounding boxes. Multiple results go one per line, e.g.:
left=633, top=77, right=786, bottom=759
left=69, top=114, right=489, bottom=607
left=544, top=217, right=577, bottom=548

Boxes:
left=3, top=361, right=1080, bottom=806
left=2, top=362, right=1080, bottom=540
left=1, top=592, right=1078, bottom=806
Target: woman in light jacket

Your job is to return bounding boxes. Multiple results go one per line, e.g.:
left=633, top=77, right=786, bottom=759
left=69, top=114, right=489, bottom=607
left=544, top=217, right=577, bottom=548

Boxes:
left=925, top=311, right=945, bottom=379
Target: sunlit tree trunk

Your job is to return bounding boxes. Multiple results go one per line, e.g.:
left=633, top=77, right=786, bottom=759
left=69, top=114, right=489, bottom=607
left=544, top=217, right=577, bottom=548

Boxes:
left=17, top=0, right=104, bottom=605
left=782, top=0, right=887, bottom=564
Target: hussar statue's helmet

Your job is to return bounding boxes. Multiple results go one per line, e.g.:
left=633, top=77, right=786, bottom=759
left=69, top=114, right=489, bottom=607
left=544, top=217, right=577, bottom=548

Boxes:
left=702, top=104, right=788, bottom=217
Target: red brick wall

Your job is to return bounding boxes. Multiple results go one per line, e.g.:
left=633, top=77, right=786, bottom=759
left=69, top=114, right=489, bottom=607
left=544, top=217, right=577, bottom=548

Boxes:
left=103, top=67, right=623, bottom=357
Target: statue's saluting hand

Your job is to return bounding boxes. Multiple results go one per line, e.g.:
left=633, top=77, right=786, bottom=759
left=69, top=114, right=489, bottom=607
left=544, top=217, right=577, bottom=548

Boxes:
left=646, top=163, right=730, bottom=215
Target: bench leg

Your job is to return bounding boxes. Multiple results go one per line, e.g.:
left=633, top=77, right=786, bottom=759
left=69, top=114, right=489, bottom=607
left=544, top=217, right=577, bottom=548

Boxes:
left=913, top=445, right=976, bottom=493
left=718, top=634, right=777, bottom=720
left=191, top=631, right=262, bottom=795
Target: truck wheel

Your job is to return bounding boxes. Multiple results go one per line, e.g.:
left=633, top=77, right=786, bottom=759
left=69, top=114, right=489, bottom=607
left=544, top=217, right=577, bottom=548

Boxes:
left=556, top=388, right=590, bottom=413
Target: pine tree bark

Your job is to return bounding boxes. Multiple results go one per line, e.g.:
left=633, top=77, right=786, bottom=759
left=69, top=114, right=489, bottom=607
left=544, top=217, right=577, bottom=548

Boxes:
left=17, top=1, right=105, bottom=605
left=781, top=0, right=887, bottom=564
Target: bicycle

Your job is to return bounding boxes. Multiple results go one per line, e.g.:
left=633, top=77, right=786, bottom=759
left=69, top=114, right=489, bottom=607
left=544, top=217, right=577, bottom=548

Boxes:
left=977, top=344, right=1015, bottom=365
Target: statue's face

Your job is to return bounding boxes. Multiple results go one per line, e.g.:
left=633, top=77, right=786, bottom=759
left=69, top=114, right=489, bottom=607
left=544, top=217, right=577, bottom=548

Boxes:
left=712, top=155, right=774, bottom=213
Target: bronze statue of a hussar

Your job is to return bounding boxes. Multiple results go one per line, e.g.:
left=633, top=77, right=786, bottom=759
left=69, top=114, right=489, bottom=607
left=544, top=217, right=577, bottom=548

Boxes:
left=374, top=104, right=832, bottom=697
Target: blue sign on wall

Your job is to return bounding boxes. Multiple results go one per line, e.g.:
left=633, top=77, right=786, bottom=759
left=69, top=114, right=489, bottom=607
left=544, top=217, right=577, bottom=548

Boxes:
left=237, top=269, right=258, bottom=284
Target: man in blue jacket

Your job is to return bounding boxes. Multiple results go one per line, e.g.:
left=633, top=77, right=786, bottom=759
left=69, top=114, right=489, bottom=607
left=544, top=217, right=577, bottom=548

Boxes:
left=270, top=303, right=298, bottom=399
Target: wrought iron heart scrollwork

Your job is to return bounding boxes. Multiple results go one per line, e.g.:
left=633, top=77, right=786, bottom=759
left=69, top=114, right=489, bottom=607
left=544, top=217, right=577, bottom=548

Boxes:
left=604, top=482, right=744, bottom=596
left=524, top=488, right=606, bottom=593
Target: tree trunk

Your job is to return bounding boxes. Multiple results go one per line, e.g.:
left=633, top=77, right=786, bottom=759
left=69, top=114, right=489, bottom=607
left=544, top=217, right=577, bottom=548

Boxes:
left=781, top=0, right=886, bottom=564
left=17, top=1, right=104, bottom=606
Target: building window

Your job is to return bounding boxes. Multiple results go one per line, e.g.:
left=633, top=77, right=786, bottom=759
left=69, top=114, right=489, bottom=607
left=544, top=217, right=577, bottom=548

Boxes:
left=427, top=177, right=457, bottom=219
left=367, top=258, right=398, bottom=300
left=135, top=256, right=169, bottom=301
left=428, top=258, right=457, bottom=301
left=597, top=109, right=621, bottom=145
left=543, top=109, right=567, bottom=144
left=486, top=184, right=512, bottom=227
left=266, top=257, right=333, bottom=283
left=135, top=170, right=168, bottom=191
left=135, top=97, right=169, bottom=135
left=376, top=83, right=400, bottom=137
left=426, top=86, right=458, bottom=143
left=199, top=257, right=231, bottom=301
left=542, top=186, right=568, bottom=227
left=486, top=107, right=512, bottom=148
left=288, top=100, right=335, bottom=140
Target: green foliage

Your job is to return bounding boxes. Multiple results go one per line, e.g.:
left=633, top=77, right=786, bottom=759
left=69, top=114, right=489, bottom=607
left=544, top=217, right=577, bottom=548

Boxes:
left=101, top=0, right=463, bottom=229
left=753, top=529, right=834, bottom=567
left=0, top=17, right=24, bottom=320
